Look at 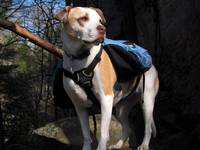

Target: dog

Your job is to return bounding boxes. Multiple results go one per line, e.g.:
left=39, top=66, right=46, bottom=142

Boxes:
left=55, top=6, right=159, bottom=150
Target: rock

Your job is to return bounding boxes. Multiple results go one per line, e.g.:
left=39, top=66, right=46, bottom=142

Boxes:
left=31, top=115, right=124, bottom=149
left=33, top=117, right=83, bottom=146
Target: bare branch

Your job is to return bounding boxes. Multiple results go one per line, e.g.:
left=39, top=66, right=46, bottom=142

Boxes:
left=5, top=0, right=26, bottom=19
left=0, top=19, right=63, bottom=58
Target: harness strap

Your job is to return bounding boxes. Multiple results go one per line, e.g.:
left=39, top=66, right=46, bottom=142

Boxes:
left=84, top=46, right=103, bottom=74
left=63, top=46, right=103, bottom=88
left=143, top=73, right=145, bottom=93
left=133, top=75, right=142, bottom=92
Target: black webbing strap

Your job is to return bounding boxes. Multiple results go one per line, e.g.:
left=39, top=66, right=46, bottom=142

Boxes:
left=84, top=46, right=103, bottom=75
left=143, top=73, right=145, bottom=93
left=63, top=46, right=103, bottom=89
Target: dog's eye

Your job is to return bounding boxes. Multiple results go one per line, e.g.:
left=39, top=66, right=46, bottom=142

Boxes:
left=79, top=16, right=89, bottom=22
left=77, top=16, right=89, bottom=26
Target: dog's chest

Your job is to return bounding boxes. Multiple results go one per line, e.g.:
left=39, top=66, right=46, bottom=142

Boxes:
left=63, top=76, right=88, bottom=100
left=62, top=66, right=103, bottom=107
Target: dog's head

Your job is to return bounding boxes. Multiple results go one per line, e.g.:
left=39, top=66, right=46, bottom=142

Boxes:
left=55, top=6, right=106, bottom=44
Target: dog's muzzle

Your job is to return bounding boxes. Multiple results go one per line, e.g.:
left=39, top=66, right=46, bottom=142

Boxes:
left=96, top=24, right=106, bottom=42
left=97, top=25, right=106, bottom=34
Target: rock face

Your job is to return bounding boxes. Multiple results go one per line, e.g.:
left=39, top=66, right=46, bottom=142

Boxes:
left=30, top=118, right=82, bottom=150
left=31, top=116, right=126, bottom=150
left=33, top=118, right=83, bottom=146
left=129, top=0, right=200, bottom=149
left=134, top=0, right=200, bottom=114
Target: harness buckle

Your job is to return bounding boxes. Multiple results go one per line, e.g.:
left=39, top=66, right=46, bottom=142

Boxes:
left=82, top=70, right=93, bottom=77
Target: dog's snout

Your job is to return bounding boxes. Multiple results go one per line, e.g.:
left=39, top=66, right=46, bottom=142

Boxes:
left=97, top=25, right=106, bottom=33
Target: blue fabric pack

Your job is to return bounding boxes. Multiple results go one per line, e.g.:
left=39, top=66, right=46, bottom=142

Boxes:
left=103, top=38, right=152, bottom=70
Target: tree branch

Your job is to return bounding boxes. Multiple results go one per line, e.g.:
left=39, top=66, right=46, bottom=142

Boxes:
left=0, top=19, right=63, bottom=58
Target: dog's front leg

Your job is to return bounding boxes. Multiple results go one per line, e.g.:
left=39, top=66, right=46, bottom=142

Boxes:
left=74, top=105, right=92, bottom=150
left=63, top=77, right=92, bottom=150
left=97, top=95, right=113, bottom=150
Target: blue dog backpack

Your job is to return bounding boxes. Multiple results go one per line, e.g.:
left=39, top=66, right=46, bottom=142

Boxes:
left=103, top=38, right=152, bottom=81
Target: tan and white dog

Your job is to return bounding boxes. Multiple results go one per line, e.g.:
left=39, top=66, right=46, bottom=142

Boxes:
left=55, top=6, right=159, bottom=150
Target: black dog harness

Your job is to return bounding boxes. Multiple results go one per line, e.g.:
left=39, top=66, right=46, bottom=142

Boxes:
left=63, top=47, right=103, bottom=102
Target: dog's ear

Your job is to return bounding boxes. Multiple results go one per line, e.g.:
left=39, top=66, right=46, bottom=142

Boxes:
left=54, top=6, right=71, bottom=22
left=90, top=7, right=106, bottom=25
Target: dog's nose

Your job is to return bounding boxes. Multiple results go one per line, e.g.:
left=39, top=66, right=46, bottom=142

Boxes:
left=97, top=25, right=106, bottom=33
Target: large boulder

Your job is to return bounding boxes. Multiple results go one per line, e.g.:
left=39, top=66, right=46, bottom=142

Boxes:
left=30, top=116, right=131, bottom=150
left=32, top=117, right=83, bottom=146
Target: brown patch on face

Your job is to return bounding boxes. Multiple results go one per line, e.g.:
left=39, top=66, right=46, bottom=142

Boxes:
left=99, top=50, right=117, bottom=96
left=67, top=8, right=88, bottom=27
left=77, top=14, right=89, bottom=27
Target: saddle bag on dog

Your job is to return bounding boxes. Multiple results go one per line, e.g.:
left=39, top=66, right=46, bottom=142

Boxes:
left=103, top=38, right=152, bottom=81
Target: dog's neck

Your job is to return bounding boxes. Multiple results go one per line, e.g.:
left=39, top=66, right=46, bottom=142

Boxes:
left=61, top=29, right=101, bottom=73
left=61, top=28, right=92, bottom=58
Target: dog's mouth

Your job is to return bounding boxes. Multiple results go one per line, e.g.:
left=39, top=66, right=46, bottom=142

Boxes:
left=83, top=34, right=105, bottom=45
left=83, top=39, right=103, bottom=45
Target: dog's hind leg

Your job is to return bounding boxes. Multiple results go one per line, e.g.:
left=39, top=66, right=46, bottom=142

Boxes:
left=109, top=93, right=139, bottom=149
left=137, top=95, right=155, bottom=150
left=138, top=67, right=159, bottom=150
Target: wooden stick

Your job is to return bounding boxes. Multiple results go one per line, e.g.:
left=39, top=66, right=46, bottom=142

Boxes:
left=0, top=19, right=63, bottom=58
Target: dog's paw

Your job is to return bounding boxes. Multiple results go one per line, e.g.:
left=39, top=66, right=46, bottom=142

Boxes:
left=109, top=145, right=121, bottom=149
left=137, top=144, right=149, bottom=150
left=109, top=140, right=123, bottom=149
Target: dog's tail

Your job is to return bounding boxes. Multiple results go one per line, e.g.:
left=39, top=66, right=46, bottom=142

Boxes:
left=151, top=118, right=157, bottom=138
